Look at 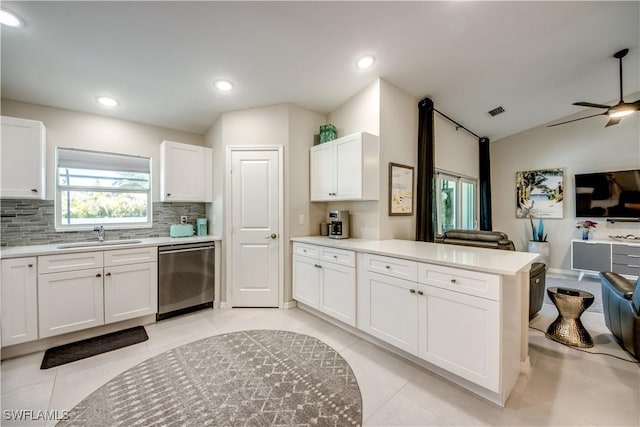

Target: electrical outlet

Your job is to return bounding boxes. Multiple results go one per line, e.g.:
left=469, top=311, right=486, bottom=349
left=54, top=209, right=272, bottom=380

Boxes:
left=180, top=216, right=188, bottom=224
left=298, top=214, right=304, bottom=225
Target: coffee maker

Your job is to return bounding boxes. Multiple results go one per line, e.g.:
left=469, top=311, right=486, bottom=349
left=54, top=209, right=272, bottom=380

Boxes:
left=328, top=210, right=349, bottom=239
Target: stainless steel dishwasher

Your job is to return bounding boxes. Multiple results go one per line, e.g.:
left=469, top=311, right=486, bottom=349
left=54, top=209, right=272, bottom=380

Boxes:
left=157, top=241, right=214, bottom=320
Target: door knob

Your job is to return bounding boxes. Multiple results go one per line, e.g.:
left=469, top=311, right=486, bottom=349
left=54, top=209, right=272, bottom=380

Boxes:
left=265, top=233, right=278, bottom=240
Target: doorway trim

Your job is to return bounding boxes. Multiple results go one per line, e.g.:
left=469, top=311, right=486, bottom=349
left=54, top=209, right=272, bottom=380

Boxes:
left=225, top=145, right=284, bottom=309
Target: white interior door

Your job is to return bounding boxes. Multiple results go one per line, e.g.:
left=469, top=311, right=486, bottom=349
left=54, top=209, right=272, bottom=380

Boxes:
left=230, top=149, right=281, bottom=307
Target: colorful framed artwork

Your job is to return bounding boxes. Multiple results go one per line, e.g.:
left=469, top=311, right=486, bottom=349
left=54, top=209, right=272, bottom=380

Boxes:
left=516, top=168, right=564, bottom=218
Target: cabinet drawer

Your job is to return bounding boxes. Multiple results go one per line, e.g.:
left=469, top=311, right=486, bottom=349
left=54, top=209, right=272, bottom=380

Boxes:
left=293, top=242, right=319, bottom=258
left=612, top=263, right=640, bottom=277
left=319, top=246, right=355, bottom=267
left=612, top=244, right=640, bottom=256
left=38, top=251, right=103, bottom=274
left=361, top=253, right=418, bottom=282
left=417, top=263, right=500, bottom=301
left=104, top=246, right=157, bottom=266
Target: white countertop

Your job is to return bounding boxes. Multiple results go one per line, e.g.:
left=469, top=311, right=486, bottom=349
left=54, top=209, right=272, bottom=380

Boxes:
left=291, top=236, right=539, bottom=276
left=0, top=235, right=222, bottom=259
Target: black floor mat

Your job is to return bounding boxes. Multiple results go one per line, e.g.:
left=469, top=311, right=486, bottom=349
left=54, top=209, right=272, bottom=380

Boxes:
left=40, top=326, right=148, bottom=369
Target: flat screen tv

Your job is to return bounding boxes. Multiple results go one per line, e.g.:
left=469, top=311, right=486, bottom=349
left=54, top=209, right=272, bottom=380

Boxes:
left=575, top=169, right=640, bottom=219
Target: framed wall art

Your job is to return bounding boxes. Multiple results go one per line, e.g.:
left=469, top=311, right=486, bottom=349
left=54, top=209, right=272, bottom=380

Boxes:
left=516, top=168, right=564, bottom=218
left=389, top=162, right=414, bottom=216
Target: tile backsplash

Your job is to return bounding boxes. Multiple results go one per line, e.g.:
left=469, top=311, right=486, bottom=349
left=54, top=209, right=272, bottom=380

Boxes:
left=0, top=199, right=206, bottom=247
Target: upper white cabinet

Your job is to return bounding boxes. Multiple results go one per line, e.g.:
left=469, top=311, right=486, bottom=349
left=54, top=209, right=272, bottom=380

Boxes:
left=160, top=140, right=212, bottom=202
left=0, top=116, right=46, bottom=199
left=310, top=131, right=379, bottom=201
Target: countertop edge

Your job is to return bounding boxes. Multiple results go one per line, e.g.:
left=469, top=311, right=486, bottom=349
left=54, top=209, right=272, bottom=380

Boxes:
left=291, top=236, right=538, bottom=276
left=0, top=236, right=222, bottom=259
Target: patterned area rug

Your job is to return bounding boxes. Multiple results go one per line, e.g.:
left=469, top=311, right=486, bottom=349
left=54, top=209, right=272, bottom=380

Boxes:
left=59, top=330, right=362, bottom=426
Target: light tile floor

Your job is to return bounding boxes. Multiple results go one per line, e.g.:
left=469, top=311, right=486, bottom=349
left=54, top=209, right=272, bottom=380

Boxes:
left=1, top=303, right=639, bottom=426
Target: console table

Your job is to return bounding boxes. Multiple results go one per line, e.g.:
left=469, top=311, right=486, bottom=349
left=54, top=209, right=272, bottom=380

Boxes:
left=571, top=238, right=640, bottom=280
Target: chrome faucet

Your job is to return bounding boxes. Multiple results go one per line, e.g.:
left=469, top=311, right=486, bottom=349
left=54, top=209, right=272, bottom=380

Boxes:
left=93, top=225, right=105, bottom=242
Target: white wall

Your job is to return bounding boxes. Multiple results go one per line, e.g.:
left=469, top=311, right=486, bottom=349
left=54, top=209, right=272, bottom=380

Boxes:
left=327, top=79, right=381, bottom=238
left=492, top=106, right=640, bottom=273
left=435, top=114, right=479, bottom=179
left=1, top=99, right=205, bottom=201
left=379, top=79, right=418, bottom=240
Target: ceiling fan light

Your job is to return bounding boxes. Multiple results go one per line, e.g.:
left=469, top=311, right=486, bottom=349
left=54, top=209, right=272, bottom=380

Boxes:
left=609, top=106, right=635, bottom=118
left=0, top=9, right=24, bottom=28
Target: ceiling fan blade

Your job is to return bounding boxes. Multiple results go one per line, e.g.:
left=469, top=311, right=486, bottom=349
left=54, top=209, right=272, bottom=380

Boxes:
left=572, top=102, right=611, bottom=109
left=605, top=118, right=621, bottom=127
left=547, top=113, right=606, bottom=127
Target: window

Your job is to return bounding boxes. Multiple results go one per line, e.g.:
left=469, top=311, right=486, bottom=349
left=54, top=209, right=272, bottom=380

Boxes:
left=56, top=148, right=151, bottom=229
left=435, top=170, right=478, bottom=234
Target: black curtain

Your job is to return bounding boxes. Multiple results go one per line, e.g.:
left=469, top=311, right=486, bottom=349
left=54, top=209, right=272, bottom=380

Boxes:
left=415, top=98, right=435, bottom=241
left=479, top=136, right=492, bottom=230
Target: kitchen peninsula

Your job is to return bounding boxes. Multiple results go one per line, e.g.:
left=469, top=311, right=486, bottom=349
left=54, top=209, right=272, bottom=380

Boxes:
left=291, top=236, right=539, bottom=406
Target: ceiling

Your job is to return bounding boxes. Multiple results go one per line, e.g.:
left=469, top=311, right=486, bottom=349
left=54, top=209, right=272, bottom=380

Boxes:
left=1, top=1, right=639, bottom=141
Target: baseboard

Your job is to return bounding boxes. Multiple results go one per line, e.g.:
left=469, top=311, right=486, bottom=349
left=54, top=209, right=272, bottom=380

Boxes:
left=282, top=300, right=297, bottom=309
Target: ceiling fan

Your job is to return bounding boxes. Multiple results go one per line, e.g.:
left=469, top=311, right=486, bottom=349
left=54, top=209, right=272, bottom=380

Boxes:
left=548, top=48, right=640, bottom=128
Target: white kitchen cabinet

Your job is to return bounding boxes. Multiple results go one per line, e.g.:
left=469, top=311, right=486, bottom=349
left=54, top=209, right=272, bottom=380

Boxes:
left=38, top=267, right=104, bottom=338
left=292, top=243, right=356, bottom=326
left=292, top=253, right=321, bottom=307
left=37, top=247, right=158, bottom=338
left=310, top=131, right=379, bottom=201
left=357, top=270, right=419, bottom=354
left=1, top=258, right=38, bottom=346
left=104, top=246, right=157, bottom=324
left=0, top=116, right=46, bottom=199
left=418, top=283, right=500, bottom=392
left=160, top=140, right=213, bottom=202
left=104, top=262, right=157, bottom=324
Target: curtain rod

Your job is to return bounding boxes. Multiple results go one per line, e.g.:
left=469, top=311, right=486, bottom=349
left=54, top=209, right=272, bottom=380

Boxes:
left=433, top=108, right=481, bottom=139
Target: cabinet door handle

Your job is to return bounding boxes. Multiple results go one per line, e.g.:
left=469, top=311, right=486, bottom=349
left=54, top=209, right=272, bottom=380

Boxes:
left=30, top=189, right=38, bottom=193
left=28, top=264, right=34, bottom=267
left=314, top=264, right=322, bottom=268
left=450, top=279, right=457, bottom=283
left=385, top=265, right=391, bottom=269
left=409, top=289, right=416, bottom=294
left=166, top=193, right=171, bottom=196
left=96, top=273, right=102, bottom=278
left=417, top=290, right=424, bottom=296
left=105, top=272, right=112, bottom=276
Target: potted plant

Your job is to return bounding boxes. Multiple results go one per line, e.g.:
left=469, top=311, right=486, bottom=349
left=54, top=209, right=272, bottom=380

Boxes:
left=528, top=217, right=550, bottom=265
left=576, top=220, right=598, bottom=240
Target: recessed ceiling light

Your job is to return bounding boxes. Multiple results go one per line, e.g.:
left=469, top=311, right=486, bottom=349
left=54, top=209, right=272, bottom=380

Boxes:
left=214, top=80, right=234, bottom=92
left=96, top=96, right=119, bottom=107
left=356, top=55, right=375, bottom=70
left=0, top=9, right=24, bottom=28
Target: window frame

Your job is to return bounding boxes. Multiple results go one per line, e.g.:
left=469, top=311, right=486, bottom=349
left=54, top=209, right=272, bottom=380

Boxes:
left=54, top=147, right=153, bottom=231
left=435, top=169, right=479, bottom=234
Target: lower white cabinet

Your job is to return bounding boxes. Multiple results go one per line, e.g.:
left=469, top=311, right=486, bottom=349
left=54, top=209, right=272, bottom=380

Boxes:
left=418, top=283, right=500, bottom=392
left=1, top=258, right=38, bottom=346
left=357, top=252, right=502, bottom=392
left=104, top=262, right=157, bottom=324
left=38, top=268, right=104, bottom=338
left=357, top=270, right=419, bottom=354
left=292, top=243, right=356, bottom=326
left=37, top=248, right=158, bottom=339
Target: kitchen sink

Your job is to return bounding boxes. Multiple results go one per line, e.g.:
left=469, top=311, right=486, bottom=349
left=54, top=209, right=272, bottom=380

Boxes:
left=57, top=240, right=143, bottom=249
